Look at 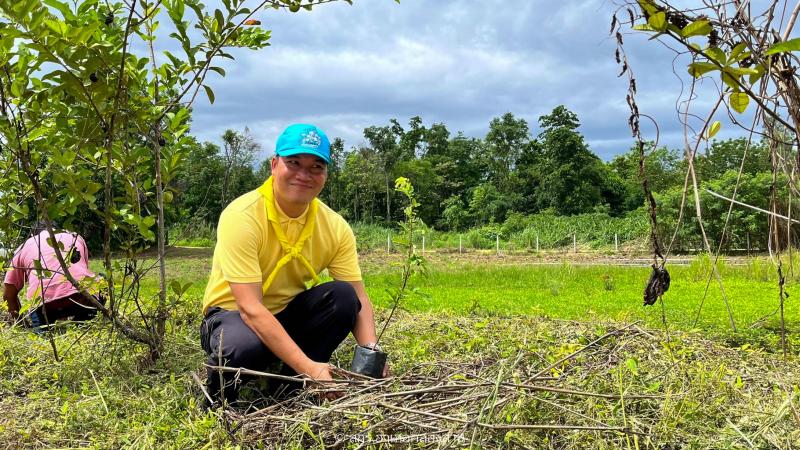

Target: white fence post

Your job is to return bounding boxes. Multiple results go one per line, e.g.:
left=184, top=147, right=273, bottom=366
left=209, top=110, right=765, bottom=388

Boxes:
left=573, top=233, right=577, bottom=253
left=496, top=234, right=500, bottom=255
left=536, top=233, right=539, bottom=253
left=459, top=235, right=462, bottom=253
left=387, top=232, right=391, bottom=254
left=422, top=235, right=426, bottom=255
left=615, top=233, right=618, bottom=253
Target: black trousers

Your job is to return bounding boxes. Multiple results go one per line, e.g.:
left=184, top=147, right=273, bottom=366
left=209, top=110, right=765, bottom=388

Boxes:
left=200, top=281, right=361, bottom=404
left=29, top=293, right=105, bottom=333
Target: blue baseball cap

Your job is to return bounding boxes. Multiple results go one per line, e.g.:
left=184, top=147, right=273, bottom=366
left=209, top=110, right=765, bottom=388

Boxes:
left=275, top=124, right=331, bottom=164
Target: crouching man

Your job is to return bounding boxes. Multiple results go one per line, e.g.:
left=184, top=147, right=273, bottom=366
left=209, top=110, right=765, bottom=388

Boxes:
left=200, top=124, right=386, bottom=406
left=3, top=222, right=101, bottom=332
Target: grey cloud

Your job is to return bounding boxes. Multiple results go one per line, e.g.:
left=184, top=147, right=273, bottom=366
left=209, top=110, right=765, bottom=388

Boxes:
left=188, top=0, right=737, bottom=163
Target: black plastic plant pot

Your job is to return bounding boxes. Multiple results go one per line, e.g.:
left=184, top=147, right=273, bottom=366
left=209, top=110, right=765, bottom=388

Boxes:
left=350, top=345, right=387, bottom=378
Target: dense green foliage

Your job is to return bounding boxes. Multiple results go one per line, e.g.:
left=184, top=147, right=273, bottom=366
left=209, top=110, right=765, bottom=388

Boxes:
left=167, top=109, right=780, bottom=253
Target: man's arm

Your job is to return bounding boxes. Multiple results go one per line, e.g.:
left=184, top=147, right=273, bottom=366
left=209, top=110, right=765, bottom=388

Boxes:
left=230, top=281, right=333, bottom=381
left=347, top=280, right=390, bottom=377
left=348, top=280, right=379, bottom=346
left=3, top=283, right=21, bottom=320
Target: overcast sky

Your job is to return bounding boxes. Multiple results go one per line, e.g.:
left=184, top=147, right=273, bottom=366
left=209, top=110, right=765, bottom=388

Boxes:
left=187, top=0, right=745, bottom=162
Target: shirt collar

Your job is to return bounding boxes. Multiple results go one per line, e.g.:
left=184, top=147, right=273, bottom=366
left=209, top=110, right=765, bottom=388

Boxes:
left=273, top=198, right=309, bottom=225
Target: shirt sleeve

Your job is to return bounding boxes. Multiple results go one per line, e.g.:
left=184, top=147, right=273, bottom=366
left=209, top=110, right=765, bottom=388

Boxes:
left=327, top=221, right=362, bottom=282
left=3, top=248, right=26, bottom=290
left=216, top=207, right=263, bottom=283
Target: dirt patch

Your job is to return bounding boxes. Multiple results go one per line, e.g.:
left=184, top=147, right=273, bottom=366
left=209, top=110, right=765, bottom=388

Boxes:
left=359, top=249, right=757, bottom=269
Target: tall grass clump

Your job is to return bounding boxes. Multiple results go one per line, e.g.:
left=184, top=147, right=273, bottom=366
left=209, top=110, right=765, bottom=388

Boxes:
left=747, top=257, right=773, bottom=282
left=352, top=223, right=393, bottom=252
left=686, top=253, right=731, bottom=281
left=503, top=210, right=649, bottom=250
left=464, top=225, right=500, bottom=250
left=169, top=219, right=216, bottom=247
left=511, top=226, right=540, bottom=251
left=428, top=230, right=462, bottom=250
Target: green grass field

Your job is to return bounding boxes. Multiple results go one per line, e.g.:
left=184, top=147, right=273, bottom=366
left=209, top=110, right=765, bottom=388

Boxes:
left=0, top=249, right=797, bottom=448
left=364, top=256, right=800, bottom=349
left=142, top=249, right=800, bottom=341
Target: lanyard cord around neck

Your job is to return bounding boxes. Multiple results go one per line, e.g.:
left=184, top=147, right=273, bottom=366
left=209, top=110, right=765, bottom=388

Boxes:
left=256, top=176, right=321, bottom=292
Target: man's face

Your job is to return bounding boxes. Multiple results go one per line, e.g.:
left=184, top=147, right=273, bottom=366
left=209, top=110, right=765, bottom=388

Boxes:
left=270, top=154, right=328, bottom=208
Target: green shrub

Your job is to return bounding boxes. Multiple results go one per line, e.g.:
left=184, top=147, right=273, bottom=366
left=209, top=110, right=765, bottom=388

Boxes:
left=352, top=223, right=392, bottom=253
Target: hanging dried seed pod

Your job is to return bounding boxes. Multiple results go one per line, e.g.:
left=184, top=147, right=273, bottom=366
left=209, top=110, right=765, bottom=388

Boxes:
left=643, top=264, right=670, bottom=306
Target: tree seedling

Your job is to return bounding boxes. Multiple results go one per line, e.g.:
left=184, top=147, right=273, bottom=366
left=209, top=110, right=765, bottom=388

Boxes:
left=351, top=177, right=426, bottom=377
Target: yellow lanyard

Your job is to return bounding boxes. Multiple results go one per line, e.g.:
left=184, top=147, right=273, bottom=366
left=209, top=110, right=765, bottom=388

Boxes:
left=256, top=176, right=320, bottom=292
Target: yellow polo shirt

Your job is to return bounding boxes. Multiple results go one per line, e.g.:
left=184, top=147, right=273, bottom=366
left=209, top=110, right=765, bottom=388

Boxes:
left=202, top=190, right=362, bottom=314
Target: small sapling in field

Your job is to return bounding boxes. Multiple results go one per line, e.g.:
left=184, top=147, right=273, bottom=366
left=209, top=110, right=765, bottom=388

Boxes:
left=351, top=177, right=427, bottom=377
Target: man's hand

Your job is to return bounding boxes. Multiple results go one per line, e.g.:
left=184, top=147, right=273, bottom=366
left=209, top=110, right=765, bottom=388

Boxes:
left=302, top=361, right=344, bottom=400
left=302, top=360, right=334, bottom=381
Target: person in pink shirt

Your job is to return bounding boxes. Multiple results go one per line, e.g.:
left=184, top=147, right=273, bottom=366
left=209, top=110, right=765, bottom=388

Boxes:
left=3, top=222, right=101, bottom=332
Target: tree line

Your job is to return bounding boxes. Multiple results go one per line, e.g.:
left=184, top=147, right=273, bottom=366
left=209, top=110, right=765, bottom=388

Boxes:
left=171, top=106, right=783, bottom=252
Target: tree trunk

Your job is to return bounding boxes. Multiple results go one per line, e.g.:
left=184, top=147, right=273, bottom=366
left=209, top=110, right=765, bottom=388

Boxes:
left=152, top=130, right=167, bottom=361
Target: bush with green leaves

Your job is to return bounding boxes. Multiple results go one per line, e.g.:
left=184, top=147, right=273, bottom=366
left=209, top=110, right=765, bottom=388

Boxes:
left=0, top=0, right=343, bottom=359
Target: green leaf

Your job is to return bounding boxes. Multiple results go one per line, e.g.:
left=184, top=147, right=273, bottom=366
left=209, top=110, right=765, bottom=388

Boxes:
left=43, top=0, right=73, bottom=20
left=680, top=20, right=711, bottom=38
left=44, top=19, right=67, bottom=36
left=214, top=8, right=224, bottom=32
left=637, top=0, right=659, bottom=16
left=729, top=92, right=749, bottom=113
left=729, top=42, right=748, bottom=62
left=632, top=24, right=657, bottom=32
left=10, top=79, right=25, bottom=98
left=724, top=66, right=759, bottom=79
left=24, top=126, right=48, bottom=142
left=8, top=203, right=24, bottom=214
left=208, top=66, right=225, bottom=76
left=687, top=62, right=718, bottom=78
left=707, top=120, right=721, bottom=139
left=749, top=64, right=765, bottom=84
left=705, top=47, right=725, bottom=64
left=77, top=0, right=99, bottom=15
left=175, top=0, right=185, bottom=21
left=647, top=12, right=666, bottom=32
left=721, top=71, right=739, bottom=91
left=169, top=107, right=189, bottom=131
left=765, top=37, right=800, bottom=55
left=202, top=84, right=214, bottom=104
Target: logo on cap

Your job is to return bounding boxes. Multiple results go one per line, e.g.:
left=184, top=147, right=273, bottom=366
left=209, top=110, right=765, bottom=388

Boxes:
left=301, top=131, right=321, bottom=149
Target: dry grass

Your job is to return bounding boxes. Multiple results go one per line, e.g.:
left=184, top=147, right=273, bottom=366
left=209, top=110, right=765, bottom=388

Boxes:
left=219, top=313, right=800, bottom=449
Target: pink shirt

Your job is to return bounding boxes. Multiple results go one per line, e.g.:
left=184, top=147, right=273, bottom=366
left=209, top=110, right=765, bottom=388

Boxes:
left=3, top=231, right=95, bottom=302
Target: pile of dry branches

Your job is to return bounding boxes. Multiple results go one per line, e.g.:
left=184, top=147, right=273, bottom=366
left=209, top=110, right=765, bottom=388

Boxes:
left=215, top=323, right=662, bottom=448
